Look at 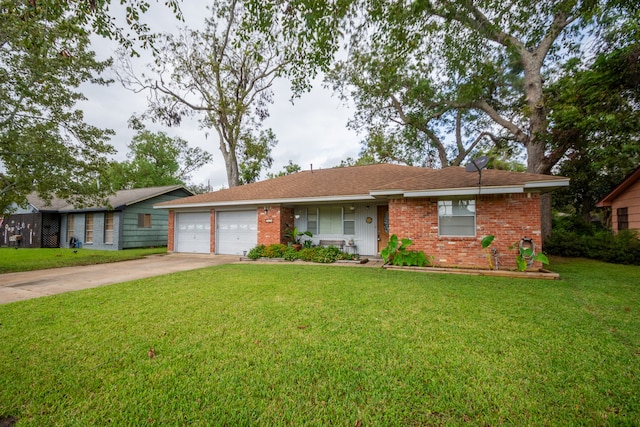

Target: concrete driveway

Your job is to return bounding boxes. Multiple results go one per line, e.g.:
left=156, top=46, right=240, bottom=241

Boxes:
left=0, top=254, right=239, bottom=305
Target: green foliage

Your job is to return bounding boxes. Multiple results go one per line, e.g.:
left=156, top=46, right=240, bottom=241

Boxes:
left=239, top=129, right=277, bottom=184
left=267, top=160, right=302, bottom=179
left=246, top=244, right=266, bottom=260
left=121, top=0, right=286, bottom=187
left=247, top=244, right=358, bottom=263
left=511, top=244, right=549, bottom=272
left=546, top=229, right=640, bottom=265
left=481, top=235, right=495, bottom=249
left=282, top=246, right=299, bottom=261
left=0, top=1, right=116, bottom=214
left=381, top=234, right=431, bottom=267
left=107, top=130, right=213, bottom=190
left=482, top=235, right=549, bottom=271
left=481, top=235, right=496, bottom=269
left=262, top=243, right=288, bottom=258
left=548, top=40, right=640, bottom=219
left=284, top=226, right=313, bottom=244
left=247, top=0, right=638, bottom=178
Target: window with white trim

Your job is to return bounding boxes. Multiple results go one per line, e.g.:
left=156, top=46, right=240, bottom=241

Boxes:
left=67, top=214, right=75, bottom=243
left=85, top=213, right=94, bottom=244
left=438, top=199, right=476, bottom=237
left=104, top=212, right=114, bottom=244
left=305, top=207, right=354, bottom=235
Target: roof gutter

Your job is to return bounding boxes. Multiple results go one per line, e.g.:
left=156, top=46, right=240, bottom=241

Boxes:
left=400, top=180, right=570, bottom=198
left=154, top=194, right=376, bottom=209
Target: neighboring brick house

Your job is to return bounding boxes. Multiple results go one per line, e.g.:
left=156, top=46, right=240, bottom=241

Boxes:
left=597, top=166, right=640, bottom=233
left=155, top=164, right=569, bottom=269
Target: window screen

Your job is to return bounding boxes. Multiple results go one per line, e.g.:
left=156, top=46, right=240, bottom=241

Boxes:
left=438, top=199, right=476, bottom=236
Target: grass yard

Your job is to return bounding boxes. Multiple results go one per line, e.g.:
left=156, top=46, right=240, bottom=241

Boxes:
left=0, top=247, right=167, bottom=273
left=0, top=258, right=639, bottom=425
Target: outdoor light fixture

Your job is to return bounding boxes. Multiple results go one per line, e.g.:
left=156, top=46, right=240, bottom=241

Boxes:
left=350, top=204, right=355, bottom=211
left=263, top=207, right=269, bottom=214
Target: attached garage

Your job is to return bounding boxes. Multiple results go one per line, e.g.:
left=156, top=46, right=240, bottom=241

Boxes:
left=175, top=212, right=210, bottom=253
left=216, top=210, right=258, bottom=255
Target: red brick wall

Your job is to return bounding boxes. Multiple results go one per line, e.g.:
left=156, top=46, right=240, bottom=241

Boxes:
left=210, top=209, right=216, bottom=253
left=167, top=210, right=175, bottom=252
left=257, top=206, right=294, bottom=246
left=389, top=193, right=543, bottom=269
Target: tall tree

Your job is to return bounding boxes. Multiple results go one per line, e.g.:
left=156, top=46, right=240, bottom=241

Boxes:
left=0, top=0, right=114, bottom=214
left=0, top=0, right=183, bottom=214
left=120, top=0, right=287, bottom=188
left=549, top=40, right=640, bottom=220
left=107, top=130, right=214, bottom=190
left=238, top=129, right=277, bottom=184
left=245, top=0, right=638, bottom=239
left=328, top=54, right=501, bottom=168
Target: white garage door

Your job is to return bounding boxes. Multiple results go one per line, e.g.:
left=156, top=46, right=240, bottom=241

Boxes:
left=217, top=210, right=258, bottom=255
left=175, top=212, right=211, bottom=253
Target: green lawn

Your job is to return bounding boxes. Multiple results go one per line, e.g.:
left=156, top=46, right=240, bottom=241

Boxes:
left=0, top=247, right=167, bottom=273
left=1, top=258, right=639, bottom=425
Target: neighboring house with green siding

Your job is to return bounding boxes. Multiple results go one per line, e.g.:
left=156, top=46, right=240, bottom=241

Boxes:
left=55, top=186, right=194, bottom=250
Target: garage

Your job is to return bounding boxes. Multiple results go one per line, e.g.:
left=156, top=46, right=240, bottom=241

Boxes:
left=217, top=210, right=258, bottom=255
left=175, top=212, right=211, bottom=253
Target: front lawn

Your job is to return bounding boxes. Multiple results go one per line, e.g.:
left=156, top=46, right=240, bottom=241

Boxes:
left=0, top=247, right=167, bottom=273
left=1, top=258, right=639, bottom=425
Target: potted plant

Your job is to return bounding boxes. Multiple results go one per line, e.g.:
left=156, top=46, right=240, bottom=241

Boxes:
left=285, top=226, right=313, bottom=251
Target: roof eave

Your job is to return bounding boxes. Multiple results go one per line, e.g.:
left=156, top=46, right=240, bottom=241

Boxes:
left=123, top=185, right=193, bottom=207
left=403, top=180, right=569, bottom=198
left=597, top=168, right=640, bottom=207
left=154, top=194, right=377, bottom=209
left=403, top=186, right=524, bottom=198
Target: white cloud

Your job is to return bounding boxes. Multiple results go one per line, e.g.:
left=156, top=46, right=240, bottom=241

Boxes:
left=79, top=2, right=361, bottom=191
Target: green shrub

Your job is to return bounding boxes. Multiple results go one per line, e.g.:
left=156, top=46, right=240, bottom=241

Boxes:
left=297, top=247, right=317, bottom=262
left=247, top=244, right=358, bottom=263
left=546, top=229, right=640, bottom=265
left=282, top=247, right=300, bottom=261
left=263, top=244, right=288, bottom=258
left=247, top=244, right=266, bottom=259
left=312, top=246, right=343, bottom=263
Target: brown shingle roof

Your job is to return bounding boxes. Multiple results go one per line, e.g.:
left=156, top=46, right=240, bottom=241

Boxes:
left=157, top=164, right=430, bottom=206
left=157, top=164, right=568, bottom=208
left=372, top=167, right=568, bottom=193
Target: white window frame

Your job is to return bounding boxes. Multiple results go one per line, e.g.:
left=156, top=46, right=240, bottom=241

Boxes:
left=85, top=213, right=94, bottom=244
left=438, top=199, right=476, bottom=237
left=305, top=207, right=354, bottom=235
left=104, top=212, right=114, bottom=244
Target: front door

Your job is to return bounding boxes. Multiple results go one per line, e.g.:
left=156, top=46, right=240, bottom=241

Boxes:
left=377, top=205, right=389, bottom=253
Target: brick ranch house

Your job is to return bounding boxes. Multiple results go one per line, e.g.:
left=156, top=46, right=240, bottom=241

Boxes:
left=155, top=164, right=569, bottom=269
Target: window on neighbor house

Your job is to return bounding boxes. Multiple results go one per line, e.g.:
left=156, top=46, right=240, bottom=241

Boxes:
left=104, top=212, right=114, bottom=244
left=438, top=199, right=476, bottom=237
left=67, top=214, right=75, bottom=243
left=138, top=213, right=151, bottom=228
left=306, top=207, right=354, bottom=235
left=617, top=207, right=629, bottom=231
left=85, top=213, right=94, bottom=244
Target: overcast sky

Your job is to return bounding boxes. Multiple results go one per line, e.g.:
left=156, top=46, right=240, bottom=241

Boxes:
left=80, top=2, right=362, bottom=190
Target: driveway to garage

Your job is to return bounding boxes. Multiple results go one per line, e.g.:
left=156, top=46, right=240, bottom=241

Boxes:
left=0, top=254, right=239, bottom=305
